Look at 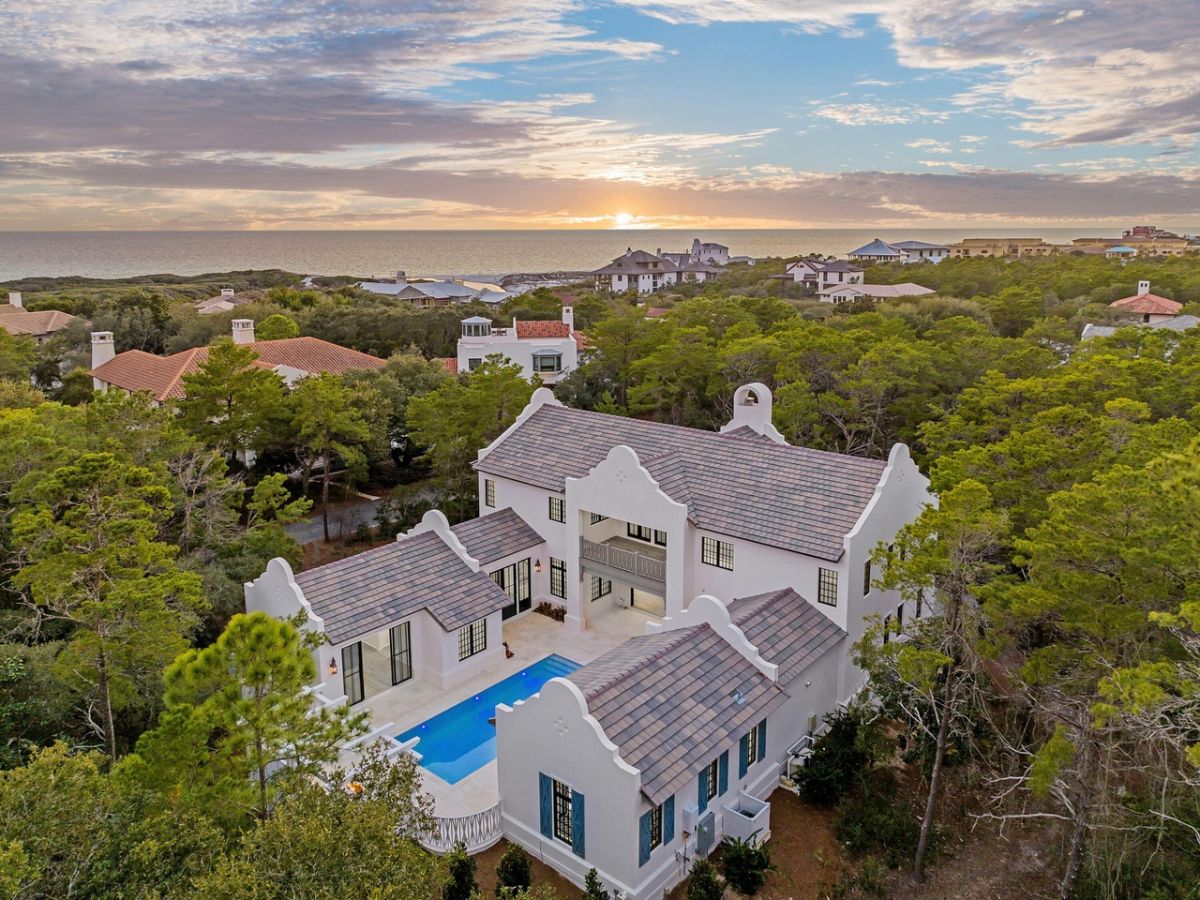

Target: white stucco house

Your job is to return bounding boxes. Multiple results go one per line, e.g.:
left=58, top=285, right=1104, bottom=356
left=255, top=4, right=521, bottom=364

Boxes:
left=245, top=381, right=931, bottom=896
left=592, top=249, right=723, bottom=294
left=785, top=258, right=864, bottom=292
left=817, top=282, right=936, bottom=304
left=456, top=306, right=584, bottom=384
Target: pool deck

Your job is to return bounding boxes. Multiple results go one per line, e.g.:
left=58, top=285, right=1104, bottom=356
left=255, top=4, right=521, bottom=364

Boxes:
left=360, top=603, right=657, bottom=817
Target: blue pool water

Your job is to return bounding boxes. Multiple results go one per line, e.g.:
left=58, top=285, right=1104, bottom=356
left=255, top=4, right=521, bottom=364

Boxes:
left=397, top=654, right=580, bottom=784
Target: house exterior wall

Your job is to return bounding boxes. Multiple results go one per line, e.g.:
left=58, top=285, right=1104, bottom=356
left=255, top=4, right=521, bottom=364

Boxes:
left=457, top=335, right=578, bottom=384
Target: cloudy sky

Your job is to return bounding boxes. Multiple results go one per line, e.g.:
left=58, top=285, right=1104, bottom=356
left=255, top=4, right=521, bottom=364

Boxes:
left=2, top=1, right=1198, bottom=229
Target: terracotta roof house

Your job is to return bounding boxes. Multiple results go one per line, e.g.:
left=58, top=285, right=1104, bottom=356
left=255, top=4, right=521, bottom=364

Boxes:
left=244, top=380, right=931, bottom=896
left=1109, top=280, right=1183, bottom=322
left=0, top=292, right=76, bottom=343
left=89, top=319, right=385, bottom=401
left=457, top=305, right=584, bottom=384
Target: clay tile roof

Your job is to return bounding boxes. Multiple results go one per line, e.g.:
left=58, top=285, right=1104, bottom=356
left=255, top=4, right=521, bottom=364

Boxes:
left=450, top=507, right=544, bottom=566
left=439, top=357, right=459, bottom=374
left=567, top=624, right=787, bottom=805
left=645, top=307, right=670, bottom=318
left=0, top=308, right=76, bottom=337
left=1109, top=292, right=1182, bottom=315
left=90, top=336, right=385, bottom=402
left=728, top=588, right=846, bottom=683
left=515, top=320, right=570, bottom=339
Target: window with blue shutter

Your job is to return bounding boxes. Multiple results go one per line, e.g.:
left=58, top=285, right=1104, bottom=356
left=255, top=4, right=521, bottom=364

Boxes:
left=638, top=810, right=652, bottom=867
left=663, top=796, right=675, bottom=844
left=718, top=751, right=729, bottom=795
left=571, top=789, right=585, bottom=858
left=757, top=720, right=767, bottom=764
left=738, top=733, right=750, bottom=778
left=539, top=773, right=552, bottom=838
left=697, top=768, right=708, bottom=812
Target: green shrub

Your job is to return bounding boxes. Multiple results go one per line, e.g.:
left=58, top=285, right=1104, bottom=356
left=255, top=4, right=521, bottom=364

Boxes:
left=793, top=710, right=870, bottom=806
left=685, top=858, right=723, bottom=900
left=582, top=867, right=610, bottom=899
left=443, top=841, right=477, bottom=900
left=834, top=772, right=926, bottom=869
left=495, top=843, right=533, bottom=898
left=721, top=834, right=773, bottom=895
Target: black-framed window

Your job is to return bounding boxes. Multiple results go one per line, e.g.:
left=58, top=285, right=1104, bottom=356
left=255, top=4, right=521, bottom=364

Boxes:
left=916, top=589, right=924, bottom=619
left=467, top=357, right=482, bottom=371
left=882, top=614, right=892, bottom=645
left=552, top=779, right=573, bottom=844
left=704, top=758, right=718, bottom=802
left=648, top=803, right=663, bottom=851
left=653, top=529, right=667, bottom=547
left=818, top=568, right=838, bottom=606
left=484, top=479, right=496, bottom=508
left=896, top=602, right=904, bottom=632
left=457, top=618, right=487, bottom=660
left=550, top=558, right=566, bottom=599
left=389, top=622, right=412, bottom=685
left=862, top=559, right=871, bottom=595
left=701, top=537, right=733, bottom=570
left=342, top=642, right=364, bottom=705
left=492, top=558, right=532, bottom=620
left=589, top=512, right=608, bottom=525
left=590, top=576, right=612, bottom=601
left=743, top=725, right=761, bottom=769
left=533, top=352, right=562, bottom=374
left=548, top=496, right=565, bottom=523
left=627, top=523, right=653, bottom=542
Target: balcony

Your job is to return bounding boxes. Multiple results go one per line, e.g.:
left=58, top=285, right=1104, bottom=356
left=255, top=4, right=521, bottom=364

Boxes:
left=723, top=793, right=771, bottom=845
left=580, top=536, right=666, bottom=584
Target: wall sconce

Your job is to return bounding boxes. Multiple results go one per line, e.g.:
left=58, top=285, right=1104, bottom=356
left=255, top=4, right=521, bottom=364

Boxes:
left=328, top=657, right=339, bottom=676
left=534, top=559, right=543, bottom=573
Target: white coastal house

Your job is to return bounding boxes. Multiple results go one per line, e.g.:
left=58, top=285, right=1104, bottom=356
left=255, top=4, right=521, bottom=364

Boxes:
left=848, top=239, right=949, bottom=265
left=245, top=382, right=931, bottom=896
left=194, top=287, right=256, bottom=315
left=657, top=238, right=731, bottom=267
left=817, top=282, right=936, bottom=304
left=359, top=271, right=510, bottom=307
left=785, top=258, right=864, bottom=292
left=456, top=306, right=583, bottom=384
left=592, top=248, right=724, bottom=294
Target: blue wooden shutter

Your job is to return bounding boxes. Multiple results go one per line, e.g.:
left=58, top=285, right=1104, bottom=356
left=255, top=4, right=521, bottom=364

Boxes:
left=571, top=789, right=585, bottom=858
left=663, top=796, right=675, bottom=844
left=757, top=720, right=767, bottom=763
left=638, top=810, right=652, bottom=867
left=718, top=751, right=729, bottom=795
left=738, top=734, right=750, bottom=778
left=697, top=768, right=708, bottom=812
left=539, top=773, right=552, bottom=838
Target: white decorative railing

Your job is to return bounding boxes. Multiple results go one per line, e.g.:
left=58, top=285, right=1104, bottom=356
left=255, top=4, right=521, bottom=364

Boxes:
left=580, top=538, right=666, bottom=582
left=422, top=802, right=503, bottom=854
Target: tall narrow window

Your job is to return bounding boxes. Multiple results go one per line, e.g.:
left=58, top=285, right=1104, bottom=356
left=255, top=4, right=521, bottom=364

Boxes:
left=484, top=479, right=496, bottom=508
left=457, top=618, right=487, bottom=660
left=548, top=496, right=565, bottom=523
left=653, top=529, right=668, bottom=547
left=701, top=537, right=734, bottom=570
left=743, top=724, right=761, bottom=769
left=704, top=758, right=719, bottom=802
left=550, top=558, right=566, bottom=599
left=916, top=589, right=924, bottom=619
left=342, top=642, right=364, bottom=705
left=648, top=803, right=663, bottom=851
left=896, top=602, right=904, bottom=632
left=818, top=568, right=839, bottom=606
left=389, top=622, right=412, bottom=685
left=862, top=559, right=872, bottom=595
left=552, top=779, right=573, bottom=845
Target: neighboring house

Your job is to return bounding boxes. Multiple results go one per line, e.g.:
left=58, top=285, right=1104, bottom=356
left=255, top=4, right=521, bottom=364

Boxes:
left=728, top=255, right=757, bottom=266
left=1080, top=281, right=1193, bottom=338
left=359, top=271, right=483, bottom=306
left=89, top=319, right=385, bottom=400
left=456, top=306, right=583, bottom=384
left=1082, top=316, right=1199, bottom=340
left=0, top=292, right=75, bottom=344
left=194, top=287, right=255, bottom=315
left=948, top=237, right=1060, bottom=258
left=1072, top=225, right=1196, bottom=258
left=817, top=282, right=935, bottom=303
left=592, top=249, right=723, bottom=294
left=786, top=258, right=864, bottom=292
left=497, top=589, right=845, bottom=899
left=848, top=239, right=948, bottom=264
left=1104, top=245, right=1138, bottom=260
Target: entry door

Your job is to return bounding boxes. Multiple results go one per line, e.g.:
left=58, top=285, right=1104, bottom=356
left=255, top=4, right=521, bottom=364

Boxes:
left=342, top=642, right=364, bottom=705
left=493, top=558, right=532, bottom=619
left=389, top=622, right=412, bottom=685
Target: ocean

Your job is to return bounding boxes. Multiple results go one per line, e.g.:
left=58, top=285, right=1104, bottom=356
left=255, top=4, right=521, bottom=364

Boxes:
left=1, top=227, right=1196, bottom=282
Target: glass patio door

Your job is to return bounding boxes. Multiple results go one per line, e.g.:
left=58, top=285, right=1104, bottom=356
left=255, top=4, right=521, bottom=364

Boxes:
left=493, top=558, right=532, bottom=619
left=341, top=642, right=364, bottom=705
left=389, top=622, right=412, bottom=685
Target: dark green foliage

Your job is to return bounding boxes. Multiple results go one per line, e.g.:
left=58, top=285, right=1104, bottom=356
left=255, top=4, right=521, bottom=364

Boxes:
left=496, top=842, right=534, bottom=897
left=444, top=841, right=478, bottom=900
left=792, top=710, right=870, bottom=806
left=721, top=834, right=774, bottom=895
left=582, top=866, right=610, bottom=899
left=686, top=858, right=724, bottom=900
left=834, top=771, right=927, bottom=869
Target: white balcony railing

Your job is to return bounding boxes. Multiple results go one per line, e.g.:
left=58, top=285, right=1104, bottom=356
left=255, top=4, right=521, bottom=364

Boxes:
left=580, top=538, right=666, bottom=582
left=421, top=802, right=503, bottom=854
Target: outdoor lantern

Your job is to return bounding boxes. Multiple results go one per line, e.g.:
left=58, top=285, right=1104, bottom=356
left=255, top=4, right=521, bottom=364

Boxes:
left=328, top=657, right=338, bottom=676
left=534, top=559, right=543, bottom=573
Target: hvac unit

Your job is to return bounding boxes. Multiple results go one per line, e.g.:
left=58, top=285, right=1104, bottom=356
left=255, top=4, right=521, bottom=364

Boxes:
left=695, top=811, right=716, bottom=857
left=681, top=801, right=700, bottom=833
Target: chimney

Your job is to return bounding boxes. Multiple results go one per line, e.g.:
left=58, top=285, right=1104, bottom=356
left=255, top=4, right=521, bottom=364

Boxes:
left=91, top=331, right=115, bottom=389
left=231, top=319, right=255, bottom=344
left=396, top=270, right=407, bottom=288
left=7, top=291, right=22, bottom=309
left=562, top=305, right=574, bottom=331
left=1138, top=279, right=1151, bottom=295
left=220, top=288, right=235, bottom=297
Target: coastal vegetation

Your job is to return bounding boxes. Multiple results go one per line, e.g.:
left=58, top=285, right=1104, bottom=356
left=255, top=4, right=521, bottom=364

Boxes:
left=1, top=253, right=1199, bottom=896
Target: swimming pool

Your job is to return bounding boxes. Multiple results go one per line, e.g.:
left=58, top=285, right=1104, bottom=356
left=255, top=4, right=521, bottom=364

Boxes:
left=397, top=654, right=580, bottom=784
